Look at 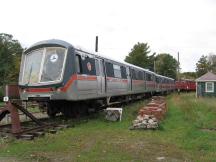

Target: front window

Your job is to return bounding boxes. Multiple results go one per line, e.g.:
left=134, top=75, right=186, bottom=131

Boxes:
left=41, top=48, right=66, bottom=82
left=20, top=47, right=67, bottom=85
left=22, top=49, right=43, bottom=84
left=206, top=82, right=214, bottom=93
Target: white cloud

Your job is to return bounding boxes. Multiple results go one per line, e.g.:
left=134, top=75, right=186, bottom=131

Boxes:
left=0, top=0, right=216, bottom=72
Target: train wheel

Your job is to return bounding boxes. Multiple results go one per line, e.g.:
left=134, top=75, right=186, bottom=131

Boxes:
left=47, top=103, right=57, bottom=118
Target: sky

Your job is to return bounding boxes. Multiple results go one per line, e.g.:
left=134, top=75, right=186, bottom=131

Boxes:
left=1, top=0, right=216, bottom=72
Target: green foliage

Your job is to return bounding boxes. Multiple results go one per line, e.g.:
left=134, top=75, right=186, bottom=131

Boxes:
left=208, top=54, right=216, bottom=74
left=125, top=42, right=155, bottom=70
left=125, top=43, right=178, bottom=79
left=0, top=86, right=3, bottom=101
left=196, top=55, right=211, bottom=77
left=155, top=53, right=178, bottom=79
left=0, top=33, right=23, bottom=85
left=180, top=72, right=197, bottom=79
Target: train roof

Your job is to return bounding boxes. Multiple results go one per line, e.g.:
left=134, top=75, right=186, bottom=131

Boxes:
left=24, top=39, right=73, bottom=54
left=155, top=74, right=174, bottom=81
left=25, top=39, right=174, bottom=80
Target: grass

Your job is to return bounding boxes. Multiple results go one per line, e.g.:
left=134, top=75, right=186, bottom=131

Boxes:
left=1, top=93, right=216, bottom=162
left=0, top=102, right=4, bottom=107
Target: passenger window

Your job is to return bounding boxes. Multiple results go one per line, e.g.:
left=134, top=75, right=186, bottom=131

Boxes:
left=135, top=71, right=139, bottom=80
left=143, top=72, right=145, bottom=80
left=99, top=60, right=104, bottom=76
left=113, top=64, right=121, bottom=78
left=80, top=56, right=96, bottom=75
left=138, top=71, right=143, bottom=80
left=146, top=73, right=152, bottom=81
left=75, top=55, right=81, bottom=73
left=121, top=66, right=127, bottom=79
left=126, top=67, right=130, bottom=77
left=151, top=75, right=155, bottom=81
left=131, top=69, right=136, bottom=79
left=105, top=62, right=114, bottom=77
left=95, top=59, right=100, bottom=76
left=156, top=77, right=160, bottom=83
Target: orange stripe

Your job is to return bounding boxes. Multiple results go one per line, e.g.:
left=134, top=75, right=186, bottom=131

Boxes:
left=107, top=77, right=128, bottom=83
left=60, top=74, right=78, bottom=92
left=77, top=75, right=97, bottom=81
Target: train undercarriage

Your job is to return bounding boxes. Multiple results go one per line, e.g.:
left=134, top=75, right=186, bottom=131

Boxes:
left=39, top=92, right=159, bottom=118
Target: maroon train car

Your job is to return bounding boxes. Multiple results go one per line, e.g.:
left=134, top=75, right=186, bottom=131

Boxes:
left=175, top=79, right=196, bottom=91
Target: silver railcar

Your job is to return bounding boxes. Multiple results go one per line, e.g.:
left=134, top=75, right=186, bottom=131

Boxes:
left=18, top=39, right=175, bottom=117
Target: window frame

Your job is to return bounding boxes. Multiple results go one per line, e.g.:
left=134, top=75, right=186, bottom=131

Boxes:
left=20, top=47, right=67, bottom=85
left=105, top=62, right=114, bottom=77
left=121, top=66, right=127, bottom=79
left=131, top=69, right=137, bottom=80
left=205, top=82, right=214, bottom=93
left=75, top=54, right=82, bottom=74
left=113, top=64, right=122, bottom=78
left=75, top=52, right=96, bottom=76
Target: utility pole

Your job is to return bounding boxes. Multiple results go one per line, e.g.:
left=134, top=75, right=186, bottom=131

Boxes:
left=177, top=52, right=180, bottom=81
left=95, top=36, right=98, bottom=52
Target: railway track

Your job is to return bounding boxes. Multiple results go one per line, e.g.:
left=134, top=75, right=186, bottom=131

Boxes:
left=0, top=115, right=75, bottom=140
left=0, top=111, right=98, bottom=140
left=0, top=94, right=152, bottom=140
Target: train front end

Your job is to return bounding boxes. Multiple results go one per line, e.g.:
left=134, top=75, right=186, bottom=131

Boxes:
left=18, top=40, right=75, bottom=101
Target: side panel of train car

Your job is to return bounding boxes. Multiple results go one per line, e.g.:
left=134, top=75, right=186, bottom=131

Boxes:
left=176, top=80, right=196, bottom=91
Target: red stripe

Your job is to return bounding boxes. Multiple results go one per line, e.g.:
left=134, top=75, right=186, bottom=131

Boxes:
left=27, top=88, right=53, bottom=93
left=133, top=80, right=144, bottom=84
left=122, top=80, right=128, bottom=83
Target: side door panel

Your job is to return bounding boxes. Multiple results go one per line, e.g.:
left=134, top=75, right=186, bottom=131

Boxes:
left=96, top=59, right=105, bottom=95
left=126, top=67, right=131, bottom=91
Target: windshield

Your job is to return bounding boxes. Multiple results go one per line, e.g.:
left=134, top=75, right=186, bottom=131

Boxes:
left=22, top=49, right=43, bottom=85
left=21, top=47, right=67, bottom=85
left=41, top=48, right=66, bottom=82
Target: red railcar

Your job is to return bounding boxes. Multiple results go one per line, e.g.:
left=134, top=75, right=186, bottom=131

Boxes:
left=175, top=79, right=196, bottom=91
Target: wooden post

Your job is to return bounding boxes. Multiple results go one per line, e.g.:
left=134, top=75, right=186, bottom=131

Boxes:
left=4, top=102, right=22, bottom=134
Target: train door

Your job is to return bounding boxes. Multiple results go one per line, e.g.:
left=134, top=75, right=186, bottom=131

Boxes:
left=143, top=71, right=146, bottom=91
left=129, top=67, right=133, bottom=91
left=96, top=58, right=105, bottom=95
left=126, top=67, right=131, bottom=91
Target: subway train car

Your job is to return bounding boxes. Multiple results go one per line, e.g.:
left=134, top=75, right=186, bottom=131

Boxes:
left=175, top=79, right=196, bottom=92
left=18, top=39, right=175, bottom=117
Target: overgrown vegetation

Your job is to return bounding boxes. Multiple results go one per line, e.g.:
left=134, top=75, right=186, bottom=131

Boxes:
left=0, top=33, right=23, bottom=85
left=0, top=93, right=216, bottom=162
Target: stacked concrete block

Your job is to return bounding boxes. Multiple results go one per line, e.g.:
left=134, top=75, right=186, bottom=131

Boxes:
left=131, top=96, right=167, bottom=130
left=132, top=114, right=159, bottom=129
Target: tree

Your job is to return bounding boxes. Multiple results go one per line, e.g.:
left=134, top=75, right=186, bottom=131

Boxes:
left=195, top=55, right=210, bottom=77
left=155, top=53, right=178, bottom=79
left=180, top=72, right=197, bottom=79
left=0, top=33, right=23, bottom=85
left=208, top=53, right=216, bottom=73
left=124, top=42, right=155, bottom=70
